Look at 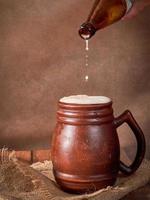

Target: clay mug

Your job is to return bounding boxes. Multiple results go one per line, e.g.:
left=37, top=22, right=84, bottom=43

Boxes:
left=51, top=95, right=145, bottom=194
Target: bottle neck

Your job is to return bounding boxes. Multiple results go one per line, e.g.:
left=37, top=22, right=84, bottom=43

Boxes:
left=79, top=23, right=96, bottom=40
left=79, top=0, right=135, bottom=40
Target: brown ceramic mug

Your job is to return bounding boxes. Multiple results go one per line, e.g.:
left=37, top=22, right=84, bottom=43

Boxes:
left=51, top=95, right=145, bottom=194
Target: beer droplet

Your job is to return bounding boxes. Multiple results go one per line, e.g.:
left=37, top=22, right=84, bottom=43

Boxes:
left=85, top=75, right=89, bottom=81
left=85, top=40, right=89, bottom=51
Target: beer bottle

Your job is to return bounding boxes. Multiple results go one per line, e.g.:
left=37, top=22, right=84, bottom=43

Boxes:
left=79, top=0, right=134, bottom=39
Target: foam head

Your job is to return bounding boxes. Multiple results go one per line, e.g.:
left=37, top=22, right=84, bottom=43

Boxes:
left=60, top=95, right=111, bottom=104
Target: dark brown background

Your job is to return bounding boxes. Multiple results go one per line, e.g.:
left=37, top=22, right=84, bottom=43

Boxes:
left=0, top=0, right=149, bottom=159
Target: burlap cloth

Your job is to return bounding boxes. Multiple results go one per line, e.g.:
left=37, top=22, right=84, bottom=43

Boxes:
left=31, top=159, right=150, bottom=200
left=0, top=152, right=149, bottom=200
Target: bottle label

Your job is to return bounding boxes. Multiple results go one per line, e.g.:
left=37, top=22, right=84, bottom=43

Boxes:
left=125, top=0, right=135, bottom=13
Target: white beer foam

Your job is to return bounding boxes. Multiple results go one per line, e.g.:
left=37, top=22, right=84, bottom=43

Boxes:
left=60, top=95, right=111, bottom=104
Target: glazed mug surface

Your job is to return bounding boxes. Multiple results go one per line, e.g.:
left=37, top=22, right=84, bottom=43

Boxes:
left=51, top=95, right=145, bottom=194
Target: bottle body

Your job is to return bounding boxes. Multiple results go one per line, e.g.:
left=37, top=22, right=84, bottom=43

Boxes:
left=79, top=0, right=134, bottom=39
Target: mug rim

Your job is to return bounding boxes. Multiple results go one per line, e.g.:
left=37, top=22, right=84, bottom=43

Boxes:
left=59, top=95, right=112, bottom=105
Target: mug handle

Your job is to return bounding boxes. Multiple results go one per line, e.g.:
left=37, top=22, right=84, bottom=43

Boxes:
left=114, top=110, right=146, bottom=175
